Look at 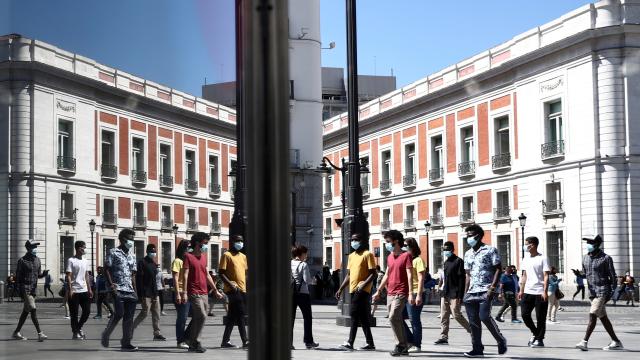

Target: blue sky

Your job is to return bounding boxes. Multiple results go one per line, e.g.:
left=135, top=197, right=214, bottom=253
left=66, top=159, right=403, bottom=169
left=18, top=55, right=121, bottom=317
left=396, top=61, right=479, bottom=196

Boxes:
left=2, top=0, right=591, bottom=96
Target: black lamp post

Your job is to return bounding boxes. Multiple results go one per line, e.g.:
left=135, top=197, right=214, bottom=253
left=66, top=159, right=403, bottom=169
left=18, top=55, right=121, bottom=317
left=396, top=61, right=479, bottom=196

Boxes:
left=518, top=213, right=527, bottom=259
left=172, top=224, right=179, bottom=245
left=89, top=219, right=96, bottom=274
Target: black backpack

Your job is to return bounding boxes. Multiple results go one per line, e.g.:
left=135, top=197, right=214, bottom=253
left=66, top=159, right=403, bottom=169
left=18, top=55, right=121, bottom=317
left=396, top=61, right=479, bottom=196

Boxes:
left=291, top=261, right=303, bottom=294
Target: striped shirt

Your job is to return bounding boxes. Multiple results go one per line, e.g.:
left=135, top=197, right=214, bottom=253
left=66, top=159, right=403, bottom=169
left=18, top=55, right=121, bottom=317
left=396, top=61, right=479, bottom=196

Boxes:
left=582, top=250, right=616, bottom=299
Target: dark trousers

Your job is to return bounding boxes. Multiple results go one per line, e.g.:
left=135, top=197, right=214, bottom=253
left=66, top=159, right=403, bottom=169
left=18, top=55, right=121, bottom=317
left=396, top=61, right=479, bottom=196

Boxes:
left=348, top=291, right=374, bottom=346
left=157, top=290, right=165, bottom=311
left=43, top=285, right=54, bottom=297
left=291, top=293, right=314, bottom=344
left=69, top=292, right=91, bottom=334
left=222, top=290, right=248, bottom=344
left=406, top=292, right=425, bottom=347
left=496, top=292, right=518, bottom=320
left=520, top=293, right=548, bottom=341
left=174, top=300, right=191, bottom=343
left=464, top=292, right=506, bottom=353
left=573, top=285, right=585, bottom=300
left=95, top=293, right=114, bottom=316
left=103, top=291, right=137, bottom=347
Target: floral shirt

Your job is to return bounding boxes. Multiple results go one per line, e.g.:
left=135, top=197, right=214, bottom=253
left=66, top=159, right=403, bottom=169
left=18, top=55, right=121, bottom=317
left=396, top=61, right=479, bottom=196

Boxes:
left=464, top=244, right=501, bottom=293
left=105, top=247, right=136, bottom=293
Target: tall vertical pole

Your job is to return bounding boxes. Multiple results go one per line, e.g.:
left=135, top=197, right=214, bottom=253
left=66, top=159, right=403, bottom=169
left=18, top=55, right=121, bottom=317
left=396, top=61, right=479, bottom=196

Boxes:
left=91, top=232, right=94, bottom=275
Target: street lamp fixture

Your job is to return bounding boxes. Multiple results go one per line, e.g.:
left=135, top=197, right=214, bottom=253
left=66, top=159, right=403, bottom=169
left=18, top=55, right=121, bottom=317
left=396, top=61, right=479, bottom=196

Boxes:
left=518, top=213, right=527, bottom=259
left=424, top=220, right=431, bottom=233
left=89, top=219, right=96, bottom=275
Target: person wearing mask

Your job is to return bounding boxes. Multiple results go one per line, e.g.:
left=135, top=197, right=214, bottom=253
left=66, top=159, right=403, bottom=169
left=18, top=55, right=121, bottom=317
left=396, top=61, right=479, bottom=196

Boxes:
left=12, top=240, right=48, bottom=341
left=66, top=241, right=93, bottom=340
left=157, top=264, right=167, bottom=315
left=404, top=237, right=425, bottom=353
left=101, top=229, right=139, bottom=352
left=43, top=271, right=54, bottom=297
left=93, top=266, right=114, bottom=319
left=462, top=224, right=507, bottom=358
left=572, top=269, right=586, bottom=301
left=547, top=266, right=562, bottom=323
left=373, top=230, right=414, bottom=356
left=291, top=245, right=319, bottom=349
left=172, top=240, right=191, bottom=349
left=219, top=234, right=249, bottom=349
left=133, top=243, right=166, bottom=341
left=335, top=233, right=377, bottom=351
left=435, top=241, right=472, bottom=345
left=495, top=264, right=522, bottom=323
left=623, top=273, right=635, bottom=306
left=518, top=236, right=550, bottom=348
left=575, top=234, right=623, bottom=351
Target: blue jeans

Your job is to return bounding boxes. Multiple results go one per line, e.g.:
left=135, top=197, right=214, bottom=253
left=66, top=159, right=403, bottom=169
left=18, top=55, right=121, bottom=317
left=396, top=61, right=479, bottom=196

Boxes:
left=406, top=292, right=425, bottom=347
left=103, top=291, right=137, bottom=346
left=174, top=300, right=191, bottom=343
left=464, top=291, right=506, bottom=353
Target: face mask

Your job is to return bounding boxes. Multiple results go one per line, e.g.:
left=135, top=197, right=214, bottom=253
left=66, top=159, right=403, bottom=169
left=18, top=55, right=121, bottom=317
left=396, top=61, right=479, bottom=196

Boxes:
left=148, top=252, right=157, bottom=258
left=200, top=244, right=209, bottom=252
left=466, top=236, right=478, bottom=248
left=125, top=240, right=134, bottom=249
left=443, top=250, right=453, bottom=258
left=187, top=247, right=194, bottom=253
left=401, top=246, right=408, bottom=252
left=351, top=241, right=361, bottom=250
left=385, top=242, right=394, bottom=252
left=30, top=248, right=37, bottom=255
left=586, top=244, right=596, bottom=253
left=233, top=242, right=244, bottom=251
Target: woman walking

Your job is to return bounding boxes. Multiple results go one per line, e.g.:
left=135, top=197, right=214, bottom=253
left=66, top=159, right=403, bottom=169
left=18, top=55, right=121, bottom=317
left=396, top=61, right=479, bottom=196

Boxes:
left=547, top=266, right=562, bottom=323
left=405, top=237, right=426, bottom=353
left=172, top=240, right=191, bottom=349
left=291, top=245, right=319, bottom=349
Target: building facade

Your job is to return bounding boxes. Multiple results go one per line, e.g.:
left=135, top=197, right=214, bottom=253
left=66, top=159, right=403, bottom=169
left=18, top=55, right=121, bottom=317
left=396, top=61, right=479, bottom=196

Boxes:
left=0, top=35, right=237, bottom=282
left=322, top=0, right=640, bottom=285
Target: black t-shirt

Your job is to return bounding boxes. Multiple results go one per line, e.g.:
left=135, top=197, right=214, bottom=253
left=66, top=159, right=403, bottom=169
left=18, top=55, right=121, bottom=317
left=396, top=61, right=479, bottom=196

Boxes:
left=137, top=256, right=158, bottom=298
left=443, top=255, right=465, bottom=299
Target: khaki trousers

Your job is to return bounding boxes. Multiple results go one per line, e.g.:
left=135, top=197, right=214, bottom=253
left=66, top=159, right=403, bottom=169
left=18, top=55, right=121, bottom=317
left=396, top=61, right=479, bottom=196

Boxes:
left=187, top=294, right=209, bottom=346
left=133, top=295, right=162, bottom=336
left=387, top=294, right=408, bottom=347
left=440, top=296, right=471, bottom=339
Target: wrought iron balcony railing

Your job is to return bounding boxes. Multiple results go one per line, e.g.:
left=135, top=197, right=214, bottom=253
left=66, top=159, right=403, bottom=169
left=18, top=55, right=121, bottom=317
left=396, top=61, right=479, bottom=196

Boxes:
left=459, top=211, right=475, bottom=224
left=101, top=164, right=117, bottom=180
left=185, top=178, right=199, bottom=193
left=323, top=193, right=333, bottom=205
left=57, top=156, right=76, bottom=172
left=493, top=207, right=510, bottom=220
left=380, top=179, right=392, bottom=193
left=186, top=220, right=199, bottom=232
left=403, top=218, right=416, bottom=230
left=381, top=220, right=391, bottom=231
left=430, top=215, right=443, bottom=227
left=159, top=175, right=173, bottom=189
left=161, top=218, right=173, bottom=230
left=133, top=216, right=147, bottom=229
left=458, top=161, right=476, bottom=177
left=209, top=183, right=221, bottom=196
left=403, top=174, right=416, bottom=188
left=210, top=223, right=221, bottom=236
left=102, top=213, right=117, bottom=227
left=131, top=170, right=147, bottom=184
left=429, top=168, right=444, bottom=183
left=58, top=209, right=77, bottom=224
left=492, top=153, right=511, bottom=170
left=542, top=200, right=564, bottom=215
left=323, top=227, right=332, bottom=237
left=541, top=140, right=565, bottom=159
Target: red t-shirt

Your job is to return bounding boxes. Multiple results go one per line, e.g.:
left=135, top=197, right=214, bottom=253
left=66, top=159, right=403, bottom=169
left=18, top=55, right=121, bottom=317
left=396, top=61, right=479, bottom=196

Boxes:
left=183, top=253, right=208, bottom=295
left=386, top=251, right=413, bottom=296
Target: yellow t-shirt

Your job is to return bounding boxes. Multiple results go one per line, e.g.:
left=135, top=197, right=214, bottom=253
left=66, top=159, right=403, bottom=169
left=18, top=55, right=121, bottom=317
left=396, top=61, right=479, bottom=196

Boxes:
left=410, top=256, right=426, bottom=294
left=347, top=250, right=376, bottom=293
left=171, top=258, right=184, bottom=291
left=219, top=251, right=248, bottom=293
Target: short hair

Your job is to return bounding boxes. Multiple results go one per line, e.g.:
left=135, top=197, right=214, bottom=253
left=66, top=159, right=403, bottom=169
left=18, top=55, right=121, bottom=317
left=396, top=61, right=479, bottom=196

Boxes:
left=384, top=229, right=405, bottom=247
left=291, top=245, right=308, bottom=259
left=405, top=237, right=421, bottom=257
left=118, top=228, right=135, bottom=242
left=465, top=224, right=484, bottom=240
left=74, top=241, right=86, bottom=251
left=146, top=243, right=156, bottom=252
left=525, top=236, right=539, bottom=247
left=190, top=232, right=211, bottom=248
left=176, top=239, right=190, bottom=260
left=230, top=234, right=243, bottom=243
left=443, top=241, right=455, bottom=251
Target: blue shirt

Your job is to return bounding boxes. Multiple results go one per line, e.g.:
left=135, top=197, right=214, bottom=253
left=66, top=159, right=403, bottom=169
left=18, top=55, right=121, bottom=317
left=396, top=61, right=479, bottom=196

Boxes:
left=500, top=273, right=518, bottom=293
left=464, top=244, right=501, bottom=293
left=576, top=275, right=585, bottom=286
left=548, top=274, right=561, bottom=293
left=105, top=247, right=136, bottom=293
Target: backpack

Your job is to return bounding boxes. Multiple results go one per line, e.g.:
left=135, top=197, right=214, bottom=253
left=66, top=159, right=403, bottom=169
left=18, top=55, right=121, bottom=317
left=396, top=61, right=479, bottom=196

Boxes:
left=291, top=261, right=303, bottom=294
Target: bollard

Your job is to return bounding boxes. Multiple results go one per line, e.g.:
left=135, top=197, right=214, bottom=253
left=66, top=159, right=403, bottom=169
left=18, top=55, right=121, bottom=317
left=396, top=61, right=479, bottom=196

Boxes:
left=0, top=280, right=4, bottom=304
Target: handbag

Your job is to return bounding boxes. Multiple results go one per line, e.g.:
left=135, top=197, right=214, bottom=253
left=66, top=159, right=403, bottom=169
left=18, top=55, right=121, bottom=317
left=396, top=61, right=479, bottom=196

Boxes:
left=555, top=288, right=565, bottom=300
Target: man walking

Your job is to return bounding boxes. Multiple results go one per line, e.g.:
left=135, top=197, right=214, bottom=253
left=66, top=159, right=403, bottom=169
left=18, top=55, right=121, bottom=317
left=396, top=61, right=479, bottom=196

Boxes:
left=495, top=264, right=522, bottom=323
left=373, top=230, right=414, bottom=356
left=43, top=271, right=54, bottom=297
left=463, top=224, right=507, bottom=358
left=101, top=229, right=139, bottom=352
left=575, top=234, right=624, bottom=351
left=93, top=267, right=114, bottom=319
left=518, top=236, right=550, bottom=347
left=219, top=235, right=249, bottom=348
left=335, top=233, right=377, bottom=351
left=133, top=244, right=166, bottom=341
left=434, top=241, right=471, bottom=345
left=12, top=240, right=48, bottom=341
left=66, top=241, right=93, bottom=339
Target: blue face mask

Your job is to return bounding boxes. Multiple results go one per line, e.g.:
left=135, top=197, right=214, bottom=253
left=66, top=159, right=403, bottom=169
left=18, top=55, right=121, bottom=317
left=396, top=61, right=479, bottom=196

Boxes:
left=148, top=252, right=157, bottom=258
left=233, top=242, right=244, bottom=251
left=586, top=244, right=596, bottom=253
left=351, top=241, right=361, bottom=250
left=30, top=248, right=37, bottom=255
left=443, top=250, right=453, bottom=258
left=200, top=244, right=209, bottom=252
left=401, top=246, right=408, bottom=252
left=466, top=236, right=478, bottom=248
left=385, top=242, right=394, bottom=253
left=187, top=247, right=194, bottom=253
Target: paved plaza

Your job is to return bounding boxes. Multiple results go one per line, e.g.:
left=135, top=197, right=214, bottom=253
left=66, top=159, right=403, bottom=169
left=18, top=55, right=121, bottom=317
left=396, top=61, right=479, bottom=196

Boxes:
left=1, top=299, right=639, bottom=359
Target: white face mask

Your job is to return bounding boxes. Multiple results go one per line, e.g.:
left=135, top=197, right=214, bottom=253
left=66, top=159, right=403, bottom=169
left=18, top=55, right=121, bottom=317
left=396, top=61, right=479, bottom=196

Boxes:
left=125, top=240, right=134, bottom=249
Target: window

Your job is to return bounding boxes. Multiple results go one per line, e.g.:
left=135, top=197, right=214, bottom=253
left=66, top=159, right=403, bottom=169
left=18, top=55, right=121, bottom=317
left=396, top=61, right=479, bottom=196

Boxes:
left=381, top=150, right=391, bottom=181
left=187, top=208, right=197, bottom=230
left=60, top=192, right=75, bottom=220
left=210, top=211, right=221, bottom=234
left=58, top=120, right=73, bottom=158
left=431, top=201, right=443, bottom=225
left=497, top=235, right=511, bottom=267
left=461, top=196, right=474, bottom=223
left=324, top=217, right=332, bottom=236
left=133, top=202, right=146, bottom=228
left=432, top=239, right=444, bottom=272
left=160, top=144, right=171, bottom=177
left=495, top=191, right=510, bottom=219
left=131, top=137, right=145, bottom=172
left=102, top=238, right=115, bottom=264
left=360, top=156, right=369, bottom=193
left=431, top=135, right=444, bottom=175
left=325, top=247, right=333, bottom=270
left=544, top=182, right=562, bottom=212
left=209, top=155, right=219, bottom=185
left=460, top=127, right=474, bottom=163
left=546, top=231, right=564, bottom=272
left=324, top=175, right=333, bottom=196
left=103, top=198, right=116, bottom=225
left=211, top=244, right=220, bottom=270
left=101, top=130, right=115, bottom=166
left=59, top=236, right=74, bottom=275
left=382, top=208, right=391, bottom=230
left=161, top=205, right=172, bottom=228
left=134, top=240, right=145, bottom=261
left=185, top=150, right=196, bottom=181
left=404, top=205, right=415, bottom=229
left=494, top=116, right=510, bottom=155
left=546, top=101, right=563, bottom=143
left=230, top=159, right=237, bottom=196
left=161, top=241, right=172, bottom=273
left=404, top=143, right=415, bottom=177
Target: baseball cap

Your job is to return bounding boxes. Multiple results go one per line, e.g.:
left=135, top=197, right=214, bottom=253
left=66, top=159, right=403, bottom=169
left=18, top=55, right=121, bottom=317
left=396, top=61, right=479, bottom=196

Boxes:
left=582, top=234, right=602, bottom=243
left=25, top=239, right=40, bottom=248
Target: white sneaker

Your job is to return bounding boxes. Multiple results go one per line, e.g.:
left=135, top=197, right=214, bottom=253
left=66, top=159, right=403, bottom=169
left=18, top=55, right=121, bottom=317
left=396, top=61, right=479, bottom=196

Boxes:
left=603, top=340, right=624, bottom=351
left=12, top=332, right=27, bottom=340
left=575, top=340, right=588, bottom=351
left=408, top=346, right=421, bottom=353
left=177, top=342, right=190, bottom=349
left=38, top=332, right=48, bottom=342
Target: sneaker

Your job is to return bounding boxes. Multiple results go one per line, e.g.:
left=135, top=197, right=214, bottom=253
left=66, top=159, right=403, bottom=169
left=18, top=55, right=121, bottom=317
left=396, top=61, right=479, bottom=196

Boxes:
left=305, top=342, right=320, bottom=349
left=408, top=346, right=421, bottom=353
left=161, top=311, right=168, bottom=316
left=547, top=319, right=558, bottom=324
left=64, top=316, right=70, bottom=319
left=153, top=334, right=167, bottom=341
left=511, top=319, right=522, bottom=323
left=527, top=336, right=535, bottom=346
left=93, top=315, right=102, bottom=319
left=189, top=344, right=207, bottom=353
left=359, top=343, right=376, bottom=351
left=603, top=340, right=624, bottom=351
left=242, top=342, right=249, bottom=349
left=177, top=342, right=190, bottom=349
left=575, top=340, right=588, bottom=351
left=207, top=312, right=215, bottom=317
left=72, top=332, right=82, bottom=340
left=531, top=339, right=544, bottom=348
left=463, top=350, right=484, bottom=358
left=12, top=332, right=27, bottom=340
left=498, top=340, right=508, bottom=354
left=220, top=342, right=236, bottom=348
left=101, top=332, right=109, bottom=348
left=339, top=342, right=354, bottom=351
left=37, top=332, right=48, bottom=342
left=390, top=345, right=409, bottom=356
left=495, top=316, right=504, bottom=322
left=434, top=338, right=449, bottom=345
left=78, top=330, right=86, bottom=339
left=120, top=344, right=138, bottom=352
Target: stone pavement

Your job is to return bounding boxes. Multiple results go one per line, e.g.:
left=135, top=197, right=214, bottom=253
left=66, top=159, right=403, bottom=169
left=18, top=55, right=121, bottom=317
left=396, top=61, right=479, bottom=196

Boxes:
left=1, top=299, right=639, bottom=359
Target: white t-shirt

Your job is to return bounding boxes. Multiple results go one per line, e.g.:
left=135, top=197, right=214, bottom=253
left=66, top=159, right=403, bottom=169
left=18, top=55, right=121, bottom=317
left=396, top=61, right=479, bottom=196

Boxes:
left=66, top=257, right=89, bottom=293
left=522, top=253, right=550, bottom=295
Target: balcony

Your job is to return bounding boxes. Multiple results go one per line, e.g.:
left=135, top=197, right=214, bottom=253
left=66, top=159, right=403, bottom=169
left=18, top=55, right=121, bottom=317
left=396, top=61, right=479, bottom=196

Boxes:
left=101, top=164, right=117, bottom=180
left=458, top=161, right=476, bottom=178
left=429, top=168, right=444, bottom=183
left=380, top=179, right=392, bottom=194
left=185, top=178, right=199, bottom=194
left=186, top=220, right=199, bottom=233
left=403, top=174, right=416, bottom=189
left=403, top=218, right=416, bottom=230
left=361, top=184, right=370, bottom=197
left=542, top=200, right=564, bottom=218
left=161, top=218, right=173, bottom=231
left=57, top=156, right=76, bottom=173
left=492, top=153, right=511, bottom=171
left=131, top=170, right=147, bottom=185
left=209, top=183, right=221, bottom=197
left=210, top=223, right=221, bottom=236
left=541, top=140, right=565, bottom=160
left=381, top=220, right=391, bottom=232
left=159, top=175, right=173, bottom=189
left=430, top=215, right=443, bottom=228
left=493, top=207, right=511, bottom=222
left=102, top=213, right=117, bottom=228
left=459, top=211, right=475, bottom=225
left=323, top=193, right=333, bottom=205
left=132, top=216, right=147, bottom=229
left=58, top=209, right=77, bottom=225
left=323, top=227, right=332, bottom=238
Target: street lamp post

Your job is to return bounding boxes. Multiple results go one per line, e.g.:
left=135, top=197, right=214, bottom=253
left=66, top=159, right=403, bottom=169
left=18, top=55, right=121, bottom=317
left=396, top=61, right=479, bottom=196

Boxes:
left=172, top=224, right=179, bottom=245
left=518, top=213, right=527, bottom=259
left=89, top=219, right=96, bottom=274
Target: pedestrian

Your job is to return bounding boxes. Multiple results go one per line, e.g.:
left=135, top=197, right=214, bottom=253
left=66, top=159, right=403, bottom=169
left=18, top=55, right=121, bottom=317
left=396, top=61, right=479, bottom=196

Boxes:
left=132, top=243, right=166, bottom=341
left=7, top=272, right=17, bottom=301
left=518, top=236, right=550, bottom=348
left=371, top=265, right=386, bottom=316
left=183, top=232, right=224, bottom=352
left=372, top=229, right=414, bottom=356
left=462, top=224, right=507, bottom=358
left=172, top=239, right=191, bottom=349
left=12, top=240, right=48, bottom=341
left=93, top=266, right=114, bottom=319
left=434, top=240, right=472, bottom=345
left=59, top=277, right=71, bottom=319
left=101, top=228, right=139, bottom=352
left=66, top=240, right=93, bottom=340
left=336, top=233, right=377, bottom=351
left=623, top=273, right=635, bottom=306
left=403, top=237, right=425, bottom=353
left=157, top=264, right=167, bottom=315
left=575, top=234, right=624, bottom=351
left=571, top=269, right=586, bottom=301
left=495, top=264, right=522, bottom=323
left=43, top=272, right=54, bottom=297
left=547, top=266, right=562, bottom=323
left=291, top=245, right=319, bottom=349
left=219, top=235, right=249, bottom=349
